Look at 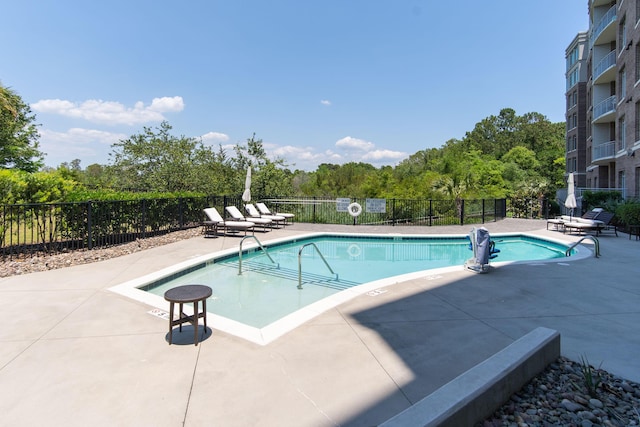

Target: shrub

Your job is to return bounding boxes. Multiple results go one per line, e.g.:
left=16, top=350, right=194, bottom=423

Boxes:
left=616, top=200, right=640, bottom=226
left=581, top=190, right=623, bottom=213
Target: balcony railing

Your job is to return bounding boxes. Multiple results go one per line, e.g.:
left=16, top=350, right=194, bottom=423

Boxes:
left=593, top=95, right=616, bottom=121
left=592, top=140, right=615, bottom=161
left=590, top=5, right=616, bottom=47
left=593, top=50, right=616, bottom=82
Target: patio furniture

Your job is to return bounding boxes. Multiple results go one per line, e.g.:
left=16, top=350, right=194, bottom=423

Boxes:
left=245, top=203, right=286, bottom=228
left=563, top=211, right=617, bottom=236
left=256, top=202, right=294, bottom=224
left=203, top=207, right=255, bottom=236
left=164, top=284, right=212, bottom=346
left=225, top=205, right=272, bottom=232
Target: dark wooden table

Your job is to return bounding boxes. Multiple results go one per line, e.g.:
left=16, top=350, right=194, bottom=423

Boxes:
left=164, top=284, right=212, bottom=345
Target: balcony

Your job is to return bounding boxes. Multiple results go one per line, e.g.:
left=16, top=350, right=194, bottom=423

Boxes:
left=590, top=6, right=616, bottom=48
left=592, top=140, right=615, bottom=164
left=592, top=95, right=616, bottom=123
left=591, top=0, right=613, bottom=9
left=593, top=50, right=616, bottom=84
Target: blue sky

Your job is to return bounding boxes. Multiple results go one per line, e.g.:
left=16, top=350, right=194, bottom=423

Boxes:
left=2, top=1, right=587, bottom=171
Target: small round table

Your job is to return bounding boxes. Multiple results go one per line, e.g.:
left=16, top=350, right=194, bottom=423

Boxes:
left=164, top=284, right=212, bottom=346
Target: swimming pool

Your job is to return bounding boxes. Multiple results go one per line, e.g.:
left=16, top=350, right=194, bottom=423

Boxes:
left=110, top=232, right=584, bottom=344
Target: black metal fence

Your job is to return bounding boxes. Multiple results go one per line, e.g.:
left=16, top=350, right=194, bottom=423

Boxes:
left=0, top=196, right=512, bottom=258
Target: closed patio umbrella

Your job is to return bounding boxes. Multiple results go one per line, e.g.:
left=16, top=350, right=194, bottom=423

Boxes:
left=565, top=172, right=577, bottom=220
left=242, top=166, right=252, bottom=202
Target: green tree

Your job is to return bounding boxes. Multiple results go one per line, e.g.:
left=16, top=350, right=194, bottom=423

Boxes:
left=108, top=121, right=223, bottom=193
left=231, top=134, right=293, bottom=198
left=303, top=162, right=377, bottom=197
left=0, top=83, right=44, bottom=172
left=0, top=169, right=76, bottom=204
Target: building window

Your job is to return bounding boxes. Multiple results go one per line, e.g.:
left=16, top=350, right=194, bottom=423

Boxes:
left=567, top=46, right=579, bottom=69
left=567, top=68, right=579, bottom=90
left=618, top=170, right=626, bottom=196
left=619, top=116, right=626, bottom=151
left=636, top=101, right=640, bottom=143
left=619, top=66, right=627, bottom=101
left=567, top=90, right=578, bottom=110
left=619, top=15, right=627, bottom=50
left=636, top=45, right=640, bottom=82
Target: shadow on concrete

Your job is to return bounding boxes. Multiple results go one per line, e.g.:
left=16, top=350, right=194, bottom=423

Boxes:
left=338, top=267, right=531, bottom=426
left=165, top=326, right=213, bottom=346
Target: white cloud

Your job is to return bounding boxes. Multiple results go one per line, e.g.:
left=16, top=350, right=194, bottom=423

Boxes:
left=201, top=132, right=230, bottom=143
left=362, top=149, right=407, bottom=162
left=41, top=128, right=126, bottom=145
left=271, top=145, right=340, bottom=162
left=320, top=100, right=331, bottom=106
left=149, top=96, right=184, bottom=112
left=39, top=128, right=128, bottom=167
left=253, top=135, right=410, bottom=171
left=32, top=96, right=185, bottom=125
left=335, top=136, right=375, bottom=151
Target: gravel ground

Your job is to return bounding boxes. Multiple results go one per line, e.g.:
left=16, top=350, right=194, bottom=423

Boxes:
left=0, top=228, right=202, bottom=277
left=1, top=228, right=639, bottom=426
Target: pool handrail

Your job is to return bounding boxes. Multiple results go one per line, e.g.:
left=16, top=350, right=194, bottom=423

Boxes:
left=298, top=243, right=338, bottom=289
left=238, top=235, right=279, bottom=275
left=566, top=235, right=600, bottom=258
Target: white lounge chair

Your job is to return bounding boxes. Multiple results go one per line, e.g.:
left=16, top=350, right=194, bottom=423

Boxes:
left=203, top=207, right=255, bottom=236
left=245, top=203, right=286, bottom=228
left=225, top=205, right=272, bottom=232
left=256, top=202, right=294, bottom=224
left=563, top=210, right=617, bottom=236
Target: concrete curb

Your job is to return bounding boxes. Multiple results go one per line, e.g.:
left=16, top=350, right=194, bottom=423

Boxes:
left=380, top=327, right=561, bottom=427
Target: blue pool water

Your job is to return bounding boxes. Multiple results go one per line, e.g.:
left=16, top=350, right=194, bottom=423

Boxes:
left=144, top=234, right=571, bottom=330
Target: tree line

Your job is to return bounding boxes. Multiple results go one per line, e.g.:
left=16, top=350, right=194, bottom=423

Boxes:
left=1, top=82, right=565, bottom=205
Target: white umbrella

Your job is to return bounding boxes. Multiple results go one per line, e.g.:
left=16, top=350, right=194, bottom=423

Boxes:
left=241, top=166, right=252, bottom=202
left=565, top=172, right=577, bottom=219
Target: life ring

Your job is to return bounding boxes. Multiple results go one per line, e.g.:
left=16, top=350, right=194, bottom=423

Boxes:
left=347, top=244, right=361, bottom=258
left=348, top=202, right=362, bottom=217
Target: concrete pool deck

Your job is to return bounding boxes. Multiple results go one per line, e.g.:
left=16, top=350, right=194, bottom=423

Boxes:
left=0, top=218, right=638, bottom=426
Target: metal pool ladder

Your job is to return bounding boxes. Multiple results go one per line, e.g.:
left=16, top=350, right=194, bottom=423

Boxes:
left=238, top=235, right=279, bottom=275
left=298, top=243, right=338, bottom=289
left=566, top=235, right=600, bottom=258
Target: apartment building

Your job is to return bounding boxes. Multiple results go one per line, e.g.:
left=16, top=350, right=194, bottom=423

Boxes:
left=566, top=0, right=640, bottom=200
left=565, top=32, right=589, bottom=189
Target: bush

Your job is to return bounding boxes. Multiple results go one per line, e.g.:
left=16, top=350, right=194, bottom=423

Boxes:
left=581, top=190, right=623, bottom=213
left=615, top=200, right=640, bottom=226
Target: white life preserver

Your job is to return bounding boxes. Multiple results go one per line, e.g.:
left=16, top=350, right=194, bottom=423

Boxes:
left=348, top=202, right=362, bottom=217
left=347, top=244, right=361, bottom=258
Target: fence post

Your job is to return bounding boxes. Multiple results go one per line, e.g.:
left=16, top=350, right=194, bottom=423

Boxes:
left=460, top=199, right=465, bottom=226
left=87, top=201, right=93, bottom=250
left=482, top=199, right=486, bottom=223
left=141, top=199, right=147, bottom=238
left=392, top=199, right=396, bottom=226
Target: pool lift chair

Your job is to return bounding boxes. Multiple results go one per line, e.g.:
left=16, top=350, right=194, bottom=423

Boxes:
left=464, top=227, right=500, bottom=273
